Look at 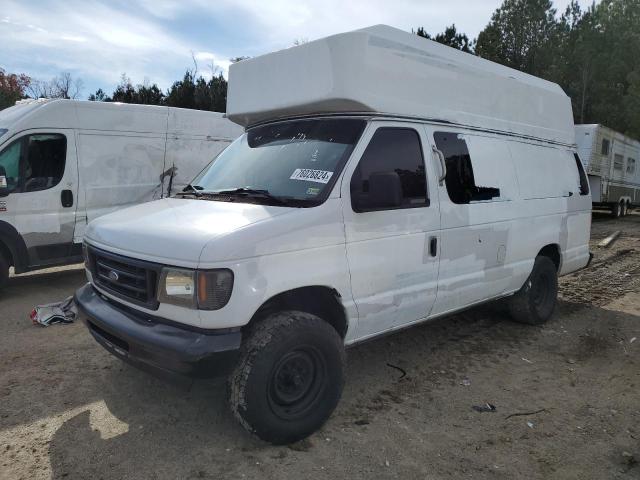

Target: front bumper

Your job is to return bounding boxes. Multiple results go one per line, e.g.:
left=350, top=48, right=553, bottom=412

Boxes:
left=75, top=284, right=242, bottom=382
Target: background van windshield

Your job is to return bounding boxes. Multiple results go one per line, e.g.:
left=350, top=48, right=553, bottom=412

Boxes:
left=190, top=118, right=365, bottom=205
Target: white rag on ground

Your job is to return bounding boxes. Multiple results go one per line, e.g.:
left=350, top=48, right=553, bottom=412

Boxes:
left=30, top=296, right=77, bottom=326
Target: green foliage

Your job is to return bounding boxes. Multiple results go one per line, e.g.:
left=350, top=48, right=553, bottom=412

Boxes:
left=0, top=68, right=31, bottom=110
left=422, top=0, right=640, bottom=138
left=415, top=25, right=473, bottom=52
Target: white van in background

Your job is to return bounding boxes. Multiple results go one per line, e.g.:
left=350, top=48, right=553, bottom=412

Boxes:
left=0, top=99, right=243, bottom=287
left=76, top=25, right=592, bottom=444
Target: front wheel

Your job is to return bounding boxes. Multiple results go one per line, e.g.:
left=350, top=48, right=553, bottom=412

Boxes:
left=508, top=256, right=558, bottom=325
left=0, top=254, right=8, bottom=291
left=229, top=311, right=345, bottom=445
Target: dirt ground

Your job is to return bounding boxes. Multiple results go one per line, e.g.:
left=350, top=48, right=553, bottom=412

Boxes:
left=1, top=212, right=639, bottom=480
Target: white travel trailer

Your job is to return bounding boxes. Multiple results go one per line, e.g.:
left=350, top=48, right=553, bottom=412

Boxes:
left=75, top=25, right=592, bottom=444
left=0, top=99, right=242, bottom=287
left=575, top=124, right=640, bottom=216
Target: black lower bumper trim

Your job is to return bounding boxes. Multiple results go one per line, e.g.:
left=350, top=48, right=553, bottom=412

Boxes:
left=75, top=284, right=242, bottom=382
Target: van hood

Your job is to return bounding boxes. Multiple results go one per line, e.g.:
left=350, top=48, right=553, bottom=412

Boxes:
left=85, top=198, right=295, bottom=267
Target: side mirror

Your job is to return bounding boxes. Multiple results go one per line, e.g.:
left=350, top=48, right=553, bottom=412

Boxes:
left=0, top=166, right=8, bottom=198
left=354, top=171, right=403, bottom=211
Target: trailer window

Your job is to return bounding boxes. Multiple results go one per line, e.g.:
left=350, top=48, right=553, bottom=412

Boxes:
left=601, top=139, right=610, bottom=156
left=434, top=132, right=500, bottom=204
left=574, top=153, right=589, bottom=195
left=627, top=158, right=636, bottom=175
left=614, top=154, right=624, bottom=171
left=351, top=128, right=427, bottom=212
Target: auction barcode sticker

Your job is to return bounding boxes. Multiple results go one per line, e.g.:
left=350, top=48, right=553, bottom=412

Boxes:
left=290, top=169, right=333, bottom=184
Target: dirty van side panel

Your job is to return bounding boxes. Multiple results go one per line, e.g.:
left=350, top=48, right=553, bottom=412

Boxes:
left=76, top=132, right=165, bottom=237
left=507, top=142, right=591, bottom=276
left=430, top=131, right=521, bottom=316
left=163, top=136, right=233, bottom=195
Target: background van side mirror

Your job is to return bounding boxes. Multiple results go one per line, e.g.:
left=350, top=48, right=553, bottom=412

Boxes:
left=354, top=171, right=403, bottom=211
left=0, top=166, right=8, bottom=198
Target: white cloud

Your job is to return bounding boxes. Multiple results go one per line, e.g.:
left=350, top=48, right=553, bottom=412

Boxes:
left=1, top=0, right=599, bottom=97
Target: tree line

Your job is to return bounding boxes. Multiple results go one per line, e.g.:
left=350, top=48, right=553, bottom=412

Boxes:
left=1, top=0, right=639, bottom=138
left=417, top=0, right=640, bottom=139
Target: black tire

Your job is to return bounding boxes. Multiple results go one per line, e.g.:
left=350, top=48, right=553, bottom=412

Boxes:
left=0, top=254, right=8, bottom=291
left=508, top=256, right=558, bottom=325
left=612, top=202, right=622, bottom=218
left=229, top=311, right=345, bottom=445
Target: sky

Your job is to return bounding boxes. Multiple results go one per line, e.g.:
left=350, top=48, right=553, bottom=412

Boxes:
left=1, top=0, right=597, bottom=99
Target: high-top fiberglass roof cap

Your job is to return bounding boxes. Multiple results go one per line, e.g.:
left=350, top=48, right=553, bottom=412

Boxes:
left=227, top=25, right=575, bottom=145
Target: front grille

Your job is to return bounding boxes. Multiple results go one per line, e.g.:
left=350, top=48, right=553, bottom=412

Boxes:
left=87, top=246, right=160, bottom=310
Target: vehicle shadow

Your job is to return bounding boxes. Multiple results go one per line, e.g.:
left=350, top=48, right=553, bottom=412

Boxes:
left=45, top=299, right=640, bottom=479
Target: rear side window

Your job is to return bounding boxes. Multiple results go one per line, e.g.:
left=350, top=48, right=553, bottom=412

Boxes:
left=573, top=153, right=589, bottom=195
left=350, top=127, right=427, bottom=212
left=433, top=132, right=500, bottom=204
left=601, top=139, right=610, bottom=155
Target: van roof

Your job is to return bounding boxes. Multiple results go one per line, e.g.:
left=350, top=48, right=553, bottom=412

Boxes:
left=0, top=99, right=243, bottom=138
left=227, top=25, right=575, bottom=146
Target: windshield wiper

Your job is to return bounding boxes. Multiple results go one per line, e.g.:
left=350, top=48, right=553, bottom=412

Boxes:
left=212, top=187, right=289, bottom=206
left=175, top=184, right=203, bottom=197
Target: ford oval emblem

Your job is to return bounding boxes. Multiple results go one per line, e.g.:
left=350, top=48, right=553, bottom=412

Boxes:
left=108, top=270, right=119, bottom=282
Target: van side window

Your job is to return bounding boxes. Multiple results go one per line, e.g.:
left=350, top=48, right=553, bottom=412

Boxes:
left=0, top=139, right=22, bottom=193
left=573, top=153, right=589, bottom=195
left=23, top=134, right=67, bottom=192
left=434, top=132, right=500, bottom=204
left=0, top=134, right=67, bottom=193
left=601, top=139, right=610, bottom=156
left=351, top=128, right=427, bottom=212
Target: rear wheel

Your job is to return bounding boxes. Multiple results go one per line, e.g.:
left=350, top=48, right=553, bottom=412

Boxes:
left=508, top=256, right=558, bottom=325
left=0, top=254, right=8, bottom=291
left=229, top=311, right=345, bottom=445
left=612, top=202, right=622, bottom=218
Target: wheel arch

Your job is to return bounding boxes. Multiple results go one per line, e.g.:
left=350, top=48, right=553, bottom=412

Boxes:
left=245, top=285, right=349, bottom=339
left=0, top=220, right=29, bottom=272
left=537, top=243, right=561, bottom=272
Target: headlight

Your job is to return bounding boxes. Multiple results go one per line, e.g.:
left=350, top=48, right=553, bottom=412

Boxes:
left=158, top=267, right=233, bottom=310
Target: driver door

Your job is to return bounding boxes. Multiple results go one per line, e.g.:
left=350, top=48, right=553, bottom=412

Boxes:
left=341, top=121, right=441, bottom=340
left=0, top=129, right=78, bottom=267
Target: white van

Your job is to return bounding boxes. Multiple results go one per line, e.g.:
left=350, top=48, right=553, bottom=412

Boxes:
left=0, top=99, right=242, bottom=287
left=75, top=26, right=592, bottom=444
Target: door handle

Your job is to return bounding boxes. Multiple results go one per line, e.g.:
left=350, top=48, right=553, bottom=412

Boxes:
left=61, top=189, right=74, bottom=208
left=429, top=236, right=438, bottom=257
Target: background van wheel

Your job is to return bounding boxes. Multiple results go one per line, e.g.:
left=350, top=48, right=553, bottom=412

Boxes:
left=229, top=311, right=345, bottom=445
left=0, top=254, right=8, bottom=291
left=612, top=202, right=622, bottom=218
left=621, top=202, right=628, bottom=217
left=508, top=256, right=558, bottom=325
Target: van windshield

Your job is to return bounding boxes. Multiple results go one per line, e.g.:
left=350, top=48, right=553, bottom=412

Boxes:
left=186, top=118, right=366, bottom=206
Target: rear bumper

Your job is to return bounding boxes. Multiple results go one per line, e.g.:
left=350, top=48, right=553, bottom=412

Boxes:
left=74, top=284, right=242, bottom=382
